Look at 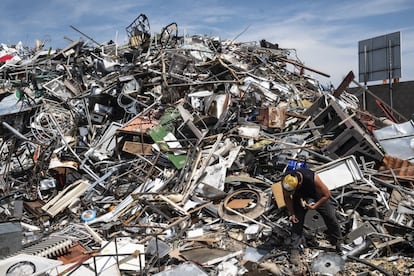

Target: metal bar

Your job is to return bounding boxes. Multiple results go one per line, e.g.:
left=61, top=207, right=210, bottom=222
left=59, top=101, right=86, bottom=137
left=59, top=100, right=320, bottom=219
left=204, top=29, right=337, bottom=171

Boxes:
left=156, top=236, right=161, bottom=272
left=266, top=125, right=325, bottom=137
left=1, top=122, right=40, bottom=145
left=115, top=238, right=120, bottom=270
left=333, top=71, right=355, bottom=98
left=371, top=175, right=414, bottom=197
left=388, top=39, right=393, bottom=109
left=70, top=25, right=101, bottom=46
left=224, top=204, right=272, bottom=230
left=364, top=45, right=368, bottom=110
left=84, top=167, right=117, bottom=200
left=48, top=112, right=99, bottom=180
left=277, top=56, right=330, bottom=78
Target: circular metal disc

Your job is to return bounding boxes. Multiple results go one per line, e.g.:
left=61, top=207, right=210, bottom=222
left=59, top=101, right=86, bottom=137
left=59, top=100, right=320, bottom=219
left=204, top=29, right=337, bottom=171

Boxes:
left=311, top=252, right=345, bottom=275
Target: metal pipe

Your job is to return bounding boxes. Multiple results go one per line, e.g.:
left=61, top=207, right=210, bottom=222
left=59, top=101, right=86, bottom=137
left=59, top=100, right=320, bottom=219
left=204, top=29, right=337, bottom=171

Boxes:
left=224, top=204, right=272, bottom=230
left=84, top=167, right=118, bottom=200
left=262, top=125, right=324, bottom=137
left=277, top=56, right=330, bottom=78
left=343, top=239, right=371, bottom=259
left=1, top=122, right=39, bottom=145
left=70, top=25, right=101, bottom=46
left=388, top=39, right=393, bottom=110
left=371, top=175, right=414, bottom=197
left=364, top=45, right=367, bottom=110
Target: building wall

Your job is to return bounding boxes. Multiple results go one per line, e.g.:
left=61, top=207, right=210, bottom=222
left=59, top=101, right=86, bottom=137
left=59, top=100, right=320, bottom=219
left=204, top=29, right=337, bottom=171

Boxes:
left=348, top=80, right=414, bottom=122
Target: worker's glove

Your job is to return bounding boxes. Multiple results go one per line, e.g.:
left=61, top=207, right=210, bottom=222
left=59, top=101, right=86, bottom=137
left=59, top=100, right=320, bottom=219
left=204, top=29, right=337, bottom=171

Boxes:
left=301, top=198, right=315, bottom=210
left=289, top=214, right=299, bottom=223
left=305, top=203, right=316, bottom=210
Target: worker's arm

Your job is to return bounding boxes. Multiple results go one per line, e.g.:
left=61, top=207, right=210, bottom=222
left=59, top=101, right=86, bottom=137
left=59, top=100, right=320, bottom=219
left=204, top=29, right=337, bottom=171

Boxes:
left=305, top=174, right=331, bottom=210
left=283, top=189, right=298, bottom=223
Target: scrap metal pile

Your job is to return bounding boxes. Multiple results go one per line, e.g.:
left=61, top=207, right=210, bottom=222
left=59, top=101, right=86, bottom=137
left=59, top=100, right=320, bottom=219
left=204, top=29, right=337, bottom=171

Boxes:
left=1, top=14, right=414, bottom=275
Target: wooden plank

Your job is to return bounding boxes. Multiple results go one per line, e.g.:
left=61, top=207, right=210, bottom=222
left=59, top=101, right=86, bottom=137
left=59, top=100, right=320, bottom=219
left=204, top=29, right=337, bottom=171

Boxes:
left=271, top=181, right=285, bottom=208
left=122, top=141, right=153, bottom=156
left=333, top=71, right=354, bottom=98
left=226, top=199, right=253, bottom=209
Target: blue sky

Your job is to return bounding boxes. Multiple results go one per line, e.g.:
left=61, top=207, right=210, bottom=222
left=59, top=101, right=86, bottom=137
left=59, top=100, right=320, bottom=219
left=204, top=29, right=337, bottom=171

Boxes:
left=1, top=0, right=413, bottom=87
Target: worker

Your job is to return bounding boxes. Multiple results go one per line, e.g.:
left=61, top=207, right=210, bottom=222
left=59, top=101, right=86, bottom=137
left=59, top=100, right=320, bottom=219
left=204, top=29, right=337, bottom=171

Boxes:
left=282, top=168, right=342, bottom=252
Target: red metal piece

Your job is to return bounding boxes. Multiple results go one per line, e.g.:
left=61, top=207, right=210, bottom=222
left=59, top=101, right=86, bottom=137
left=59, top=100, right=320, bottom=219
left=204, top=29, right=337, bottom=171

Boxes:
left=375, top=99, right=398, bottom=123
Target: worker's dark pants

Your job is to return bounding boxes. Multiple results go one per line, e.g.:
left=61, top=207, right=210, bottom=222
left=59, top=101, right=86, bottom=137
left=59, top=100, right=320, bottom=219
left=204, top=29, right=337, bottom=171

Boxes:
left=292, top=197, right=342, bottom=244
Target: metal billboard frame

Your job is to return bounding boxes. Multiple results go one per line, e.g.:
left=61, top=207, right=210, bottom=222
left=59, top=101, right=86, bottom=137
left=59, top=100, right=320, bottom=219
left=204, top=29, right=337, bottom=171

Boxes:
left=358, top=31, right=401, bottom=83
left=358, top=31, right=401, bottom=109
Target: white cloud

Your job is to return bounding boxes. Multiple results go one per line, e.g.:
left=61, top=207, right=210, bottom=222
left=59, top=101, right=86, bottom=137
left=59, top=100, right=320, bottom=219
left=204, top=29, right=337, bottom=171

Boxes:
left=324, top=0, right=413, bottom=20
left=0, top=0, right=413, bottom=85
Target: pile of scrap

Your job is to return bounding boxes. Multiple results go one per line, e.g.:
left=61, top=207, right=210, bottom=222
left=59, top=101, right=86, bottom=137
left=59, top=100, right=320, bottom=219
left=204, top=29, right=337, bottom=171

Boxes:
left=0, top=13, right=413, bottom=275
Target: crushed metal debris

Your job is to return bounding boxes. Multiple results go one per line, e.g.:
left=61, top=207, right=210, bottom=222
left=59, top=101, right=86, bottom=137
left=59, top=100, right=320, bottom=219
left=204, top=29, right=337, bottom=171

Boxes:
left=0, top=13, right=413, bottom=276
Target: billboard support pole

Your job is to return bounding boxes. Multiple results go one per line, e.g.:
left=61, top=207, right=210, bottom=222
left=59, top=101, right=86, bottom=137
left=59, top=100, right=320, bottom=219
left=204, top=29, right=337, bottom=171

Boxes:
left=388, top=39, right=393, bottom=109
left=358, top=31, right=401, bottom=113
left=363, top=45, right=367, bottom=110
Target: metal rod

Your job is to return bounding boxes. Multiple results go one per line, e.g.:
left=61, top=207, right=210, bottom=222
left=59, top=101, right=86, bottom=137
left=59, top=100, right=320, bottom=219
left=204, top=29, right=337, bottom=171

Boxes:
left=277, top=56, right=330, bottom=78
left=115, top=237, right=120, bottom=269
left=364, top=45, right=368, bottom=110
left=1, top=122, right=39, bottom=145
left=70, top=25, right=101, bottom=46
left=388, top=39, right=393, bottom=109
left=371, top=175, right=414, bottom=197
left=261, top=125, right=324, bottom=138
left=48, top=113, right=99, bottom=180
left=224, top=204, right=272, bottom=230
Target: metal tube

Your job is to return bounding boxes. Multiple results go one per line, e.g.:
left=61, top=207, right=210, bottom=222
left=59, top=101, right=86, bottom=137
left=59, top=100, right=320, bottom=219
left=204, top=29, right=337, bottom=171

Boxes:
left=371, top=175, right=414, bottom=197
left=70, top=25, right=101, bottom=46
left=1, top=122, right=38, bottom=145
left=388, top=39, right=393, bottom=109
left=343, top=239, right=371, bottom=259
left=48, top=113, right=99, bottom=180
left=364, top=45, right=367, bottom=110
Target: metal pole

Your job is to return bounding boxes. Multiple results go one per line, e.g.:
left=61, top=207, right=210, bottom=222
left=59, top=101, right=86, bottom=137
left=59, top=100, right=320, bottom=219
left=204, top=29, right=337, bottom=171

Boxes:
left=70, top=25, right=101, bottom=46
left=388, top=39, right=393, bottom=109
left=363, top=45, right=368, bottom=110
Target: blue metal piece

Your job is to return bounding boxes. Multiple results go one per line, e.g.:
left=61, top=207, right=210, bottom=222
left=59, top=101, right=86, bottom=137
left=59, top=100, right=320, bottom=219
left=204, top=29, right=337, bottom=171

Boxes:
left=81, top=210, right=97, bottom=222
left=286, top=160, right=307, bottom=171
